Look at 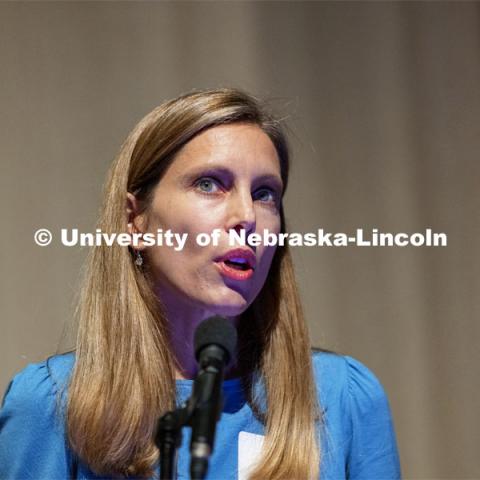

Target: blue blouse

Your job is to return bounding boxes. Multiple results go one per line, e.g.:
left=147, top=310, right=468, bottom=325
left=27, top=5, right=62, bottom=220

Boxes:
left=0, top=351, right=401, bottom=479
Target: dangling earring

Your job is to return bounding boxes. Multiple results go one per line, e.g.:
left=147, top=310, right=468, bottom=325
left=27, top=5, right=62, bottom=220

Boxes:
left=135, top=250, right=143, bottom=267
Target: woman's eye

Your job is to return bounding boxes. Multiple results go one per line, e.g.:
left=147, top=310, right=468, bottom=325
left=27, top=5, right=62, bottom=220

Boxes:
left=254, top=187, right=277, bottom=203
left=195, top=177, right=221, bottom=194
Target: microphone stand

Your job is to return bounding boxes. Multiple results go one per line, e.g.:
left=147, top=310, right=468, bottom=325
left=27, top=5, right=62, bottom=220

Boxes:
left=155, top=387, right=198, bottom=480
left=154, top=369, right=224, bottom=480
left=155, top=316, right=235, bottom=480
left=155, top=408, right=187, bottom=480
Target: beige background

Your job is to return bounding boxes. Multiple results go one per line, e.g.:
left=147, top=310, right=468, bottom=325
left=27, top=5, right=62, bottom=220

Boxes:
left=1, top=2, right=479, bottom=478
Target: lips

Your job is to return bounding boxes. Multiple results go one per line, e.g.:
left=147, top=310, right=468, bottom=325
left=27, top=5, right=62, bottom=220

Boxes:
left=215, top=248, right=256, bottom=281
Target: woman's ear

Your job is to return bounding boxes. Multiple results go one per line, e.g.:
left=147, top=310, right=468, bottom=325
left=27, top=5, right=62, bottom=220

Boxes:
left=126, top=192, right=147, bottom=250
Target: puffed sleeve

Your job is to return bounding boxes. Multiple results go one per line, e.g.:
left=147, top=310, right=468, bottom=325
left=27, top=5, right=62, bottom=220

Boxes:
left=0, top=361, right=71, bottom=479
left=345, top=355, right=401, bottom=479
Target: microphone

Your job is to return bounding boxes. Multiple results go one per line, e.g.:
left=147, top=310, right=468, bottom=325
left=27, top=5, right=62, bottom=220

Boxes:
left=189, top=316, right=237, bottom=480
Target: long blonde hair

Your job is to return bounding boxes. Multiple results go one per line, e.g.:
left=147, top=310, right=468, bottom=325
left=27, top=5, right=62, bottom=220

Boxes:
left=67, top=88, right=321, bottom=478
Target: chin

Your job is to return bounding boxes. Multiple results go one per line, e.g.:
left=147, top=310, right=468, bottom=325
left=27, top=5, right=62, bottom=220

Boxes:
left=212, top=300, right=250, bottom=317
left=206, top=291, right=252, bottom=317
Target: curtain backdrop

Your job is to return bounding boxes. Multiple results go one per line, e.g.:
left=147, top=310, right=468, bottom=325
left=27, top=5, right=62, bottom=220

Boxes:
left=1, top=2, right=478, bottom=478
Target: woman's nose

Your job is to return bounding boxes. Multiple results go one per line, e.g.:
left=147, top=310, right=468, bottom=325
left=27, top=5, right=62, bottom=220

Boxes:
left=226, top=190, right=256, bottom=235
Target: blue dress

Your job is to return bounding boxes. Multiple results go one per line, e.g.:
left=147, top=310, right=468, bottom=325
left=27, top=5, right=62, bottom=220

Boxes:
left=0, top=351, right=401, bottom=479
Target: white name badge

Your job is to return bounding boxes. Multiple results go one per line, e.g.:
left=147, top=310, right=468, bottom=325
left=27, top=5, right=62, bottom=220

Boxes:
left=238, top=431, right=265, bottom=480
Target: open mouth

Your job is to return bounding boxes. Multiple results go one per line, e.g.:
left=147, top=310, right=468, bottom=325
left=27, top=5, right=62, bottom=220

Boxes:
left=215, top=249, right=256, bottom=281
left=217, top=260, right=254, bottom=281
left=223, top=259, right=251, bottom=271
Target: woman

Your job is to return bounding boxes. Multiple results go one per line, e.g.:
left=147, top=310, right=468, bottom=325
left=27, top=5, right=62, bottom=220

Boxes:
left=0, top=88, right=401, bottom=479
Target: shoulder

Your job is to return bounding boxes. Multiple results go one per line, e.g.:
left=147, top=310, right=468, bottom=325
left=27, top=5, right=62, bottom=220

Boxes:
left=0, top=352, right=76, bottom=476
left=1, top=352, right=75, bottom=413
left=311, top=349, right=389, bottom=410
left=312, top=350, right=401, bottom=477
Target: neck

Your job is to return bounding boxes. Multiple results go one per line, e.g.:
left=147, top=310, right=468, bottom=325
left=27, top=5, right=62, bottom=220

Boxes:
left=158, top=297, right=240, bottom=380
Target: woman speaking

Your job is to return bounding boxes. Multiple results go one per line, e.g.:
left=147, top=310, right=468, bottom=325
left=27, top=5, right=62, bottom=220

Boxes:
left=0, top=88, right=401, bottom=479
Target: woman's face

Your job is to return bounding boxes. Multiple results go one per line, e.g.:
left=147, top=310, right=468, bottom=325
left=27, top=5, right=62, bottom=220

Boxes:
left=137, top=123, right=283, bottom=321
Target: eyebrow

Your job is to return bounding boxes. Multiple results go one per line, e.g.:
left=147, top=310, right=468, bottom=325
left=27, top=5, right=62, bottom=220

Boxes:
left=180, top=164, right=284, bottom=191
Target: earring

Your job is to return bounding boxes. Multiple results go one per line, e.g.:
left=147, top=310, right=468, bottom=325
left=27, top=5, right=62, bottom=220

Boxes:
left=135, top=250, right=143, bottom=267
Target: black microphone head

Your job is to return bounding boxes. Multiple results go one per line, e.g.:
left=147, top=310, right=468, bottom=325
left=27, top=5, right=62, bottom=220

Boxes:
left=194, top=316, right=237, bottom=364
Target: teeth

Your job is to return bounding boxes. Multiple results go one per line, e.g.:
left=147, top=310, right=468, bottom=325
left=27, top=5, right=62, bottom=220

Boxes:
left=229, top=257, right=247, bottom=264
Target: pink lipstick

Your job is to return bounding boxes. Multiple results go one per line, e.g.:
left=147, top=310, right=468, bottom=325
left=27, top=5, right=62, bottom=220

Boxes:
left=215, top=248, right=256, bottom=281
